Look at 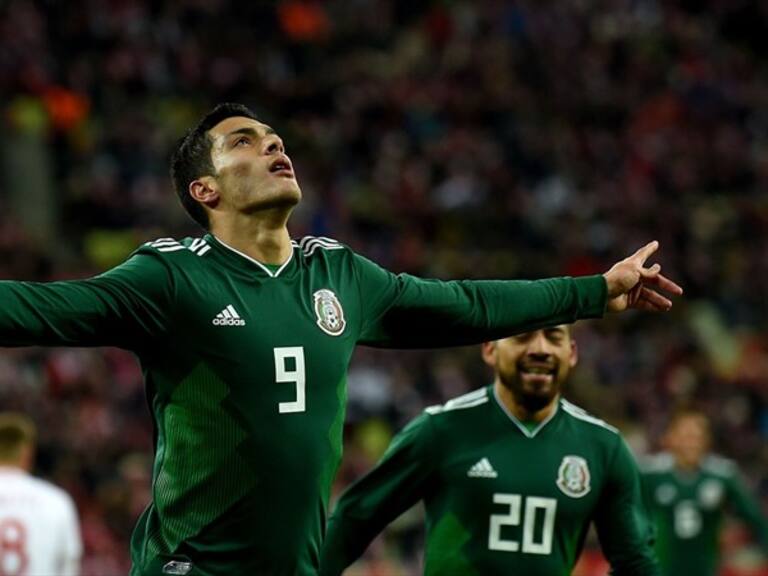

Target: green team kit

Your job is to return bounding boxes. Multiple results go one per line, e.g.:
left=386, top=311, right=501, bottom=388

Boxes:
left=321, top=386, right=659, bottom=576
left=0, top=233, right=607, bottom=575
left=641, top=454, right=768, bottom=576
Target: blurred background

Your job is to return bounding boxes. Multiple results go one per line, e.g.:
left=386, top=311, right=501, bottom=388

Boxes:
left=0, top=0, right=766, bottom=574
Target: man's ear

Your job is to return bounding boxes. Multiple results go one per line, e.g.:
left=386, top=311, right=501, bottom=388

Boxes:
left=189, top=176, right=220, bottom=206
left=481, top=341, right=497, bottom=369
left=569, top=340, right=578, bottom=368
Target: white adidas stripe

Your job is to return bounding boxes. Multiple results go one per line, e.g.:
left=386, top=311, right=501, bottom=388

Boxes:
left=306, top=244, right=344, bottom=257
left=299, top=235, right=340, bottom=248
left=189, top=238, right=204, bottom=251
left=226, top=305, right=240, bottom=318
left=561, top=400, right=618, bottom=433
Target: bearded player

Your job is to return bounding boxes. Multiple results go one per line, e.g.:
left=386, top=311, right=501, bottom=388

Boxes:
left=642, top=410, right=768, bottom=576
left=0, top=103, right=680, bottom=575
left=321, top=325, right=660, bottom=575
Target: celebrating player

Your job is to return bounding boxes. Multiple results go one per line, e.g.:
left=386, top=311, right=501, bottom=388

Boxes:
left=320, top=325, right=660, bottom=576
left=0, top=414, right=82, bottom=576
left=0, top=103, right=680, bottom=575
left=641, top=410, right=768, bottom=576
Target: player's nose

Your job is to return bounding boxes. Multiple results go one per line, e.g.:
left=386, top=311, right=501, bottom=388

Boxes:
left=526, top=332, right=552, bottom=355
left=263, top=135, right=285, bottom=155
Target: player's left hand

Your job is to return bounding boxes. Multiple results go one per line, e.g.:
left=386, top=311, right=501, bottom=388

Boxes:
left=602, top=241, right=683, bottom=313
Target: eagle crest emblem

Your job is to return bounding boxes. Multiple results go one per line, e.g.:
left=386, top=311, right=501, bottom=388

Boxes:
left=313, top=289, right=346, bottom=336
left=557, top=455, right=591, bottom=498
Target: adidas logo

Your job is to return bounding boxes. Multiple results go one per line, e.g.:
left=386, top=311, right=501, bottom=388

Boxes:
left=212, top=305, right=246, bottom=326
left=467, top=458, right=498, bottom=479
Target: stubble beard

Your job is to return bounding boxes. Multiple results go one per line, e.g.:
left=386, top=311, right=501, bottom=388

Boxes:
left=501, top=368, right=562, bottom=414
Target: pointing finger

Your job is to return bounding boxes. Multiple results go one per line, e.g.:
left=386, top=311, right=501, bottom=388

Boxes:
left=632, top=240, right=660, bottom=265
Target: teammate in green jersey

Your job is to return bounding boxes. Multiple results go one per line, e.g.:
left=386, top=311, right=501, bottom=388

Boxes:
left=321, top=325, right=661, bottom=576
left=641, top=410, right=768, bottom=576
left=0, top=102, right=681, bottom=575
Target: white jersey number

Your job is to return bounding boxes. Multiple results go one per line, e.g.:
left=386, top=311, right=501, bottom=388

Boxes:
left=488, top=494, right=557, bottom=555
left=674, top=501, right=702, bottom=539
left=274, top=347, right=306, bottom=413
left=0, top=519, right=28, bottom=576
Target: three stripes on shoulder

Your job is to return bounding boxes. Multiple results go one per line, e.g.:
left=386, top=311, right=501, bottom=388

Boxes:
left=293, top=236, right=344, bottom=257
left=145, top=238, right=211, bottom=256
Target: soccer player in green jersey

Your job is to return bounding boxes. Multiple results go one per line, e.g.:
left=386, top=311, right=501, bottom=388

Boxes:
left=321, top=325, right=660, bottom=576
left=0, top=102, right=681, bottom=575
left=641, top=410, right=768, bottom=576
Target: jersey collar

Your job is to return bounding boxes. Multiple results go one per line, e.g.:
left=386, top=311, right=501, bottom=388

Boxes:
left=491, top=386, right=560, bottom=439
left=206, top=234, right=295, bottom=278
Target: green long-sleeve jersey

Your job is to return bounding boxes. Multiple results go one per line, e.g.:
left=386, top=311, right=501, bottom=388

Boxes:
left=641, top=453, right=768, bottom=576
left=0, top=233, right=607, bottom=576
left=321, top=387, right=660, bottom=576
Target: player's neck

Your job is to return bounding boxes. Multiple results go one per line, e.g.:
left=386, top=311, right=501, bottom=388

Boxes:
left=673, top=458, right=702, bottom=474
left=494, top=382, right=559, bottom=423
left=210, top=212, right=293, bottom=265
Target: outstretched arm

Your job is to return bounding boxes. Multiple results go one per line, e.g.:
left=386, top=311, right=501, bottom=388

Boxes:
left=356, top=241, right=681, bottom=348
left=0, top=248, right=174, bottom=351
left=320, top=413, right=437, bottom=576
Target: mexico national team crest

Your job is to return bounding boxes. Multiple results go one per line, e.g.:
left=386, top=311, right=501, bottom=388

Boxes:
left=557, top=455, right=591, bottom=498
left=313, top=289, right=346, bottom=336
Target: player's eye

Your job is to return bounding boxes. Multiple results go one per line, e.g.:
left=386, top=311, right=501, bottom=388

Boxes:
left=234, top=137, right=250, bottom=147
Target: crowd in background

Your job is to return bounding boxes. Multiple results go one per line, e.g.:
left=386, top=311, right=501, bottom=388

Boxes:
left=0, top=0, right=767, bottom=573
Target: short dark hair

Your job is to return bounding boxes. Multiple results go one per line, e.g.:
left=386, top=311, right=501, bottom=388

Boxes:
left=170, top=103, right=259, bottom=229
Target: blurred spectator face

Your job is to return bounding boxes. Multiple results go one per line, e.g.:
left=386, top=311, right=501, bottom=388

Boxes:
left=664, top=413, right=710, bottom=470
left=483, top=326, right=577, bottom=412
left=202, top=116, right=301, bottom=218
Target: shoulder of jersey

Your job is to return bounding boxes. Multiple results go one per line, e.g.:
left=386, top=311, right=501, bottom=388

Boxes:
left=424, top=387, right=490, bottom=420
left=559, top=398, right=619, bottom=435
left=24, top=475, right=76, bottom=509
left=142, top=236, right=213, bottom=258
left=292, top=235, right=347, bottom=258
left=701, top=454, right=736, bottom=477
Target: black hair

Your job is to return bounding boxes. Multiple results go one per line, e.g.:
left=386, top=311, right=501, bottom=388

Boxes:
left=170, top=103, right=259, bottom=229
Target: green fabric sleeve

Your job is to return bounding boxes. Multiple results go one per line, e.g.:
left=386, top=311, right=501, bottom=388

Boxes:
left=320, top=413, right=437, bottom=576
left=0, top=248, right=174, bottom=351
left=594, top=438, right=662, bottom=576
left=726, top=472, right=768, bottom=553
left=351, top=253, right=607, bottom=348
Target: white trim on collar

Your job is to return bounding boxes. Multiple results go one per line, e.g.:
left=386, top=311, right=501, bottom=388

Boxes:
left=211, top=235, right=294, bottom=278
left=492, top=387, right=560, bottom=439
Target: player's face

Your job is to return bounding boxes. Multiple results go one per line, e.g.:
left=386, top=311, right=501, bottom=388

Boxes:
left=484, top=326, right=577, bottom=412
left=206, top=116, right=301, bottom=213
left=665, top=415, right=710, bottom=469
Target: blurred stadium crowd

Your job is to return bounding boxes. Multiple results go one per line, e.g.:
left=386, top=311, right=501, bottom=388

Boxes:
left=0, top=0, right=767, bottom=573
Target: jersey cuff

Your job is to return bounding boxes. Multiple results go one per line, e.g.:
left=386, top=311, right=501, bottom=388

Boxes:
left=573, top=275, right=608, bottom=319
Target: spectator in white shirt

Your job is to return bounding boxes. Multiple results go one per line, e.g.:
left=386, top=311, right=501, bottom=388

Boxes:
left=0, top=413, right=82, bottom=576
